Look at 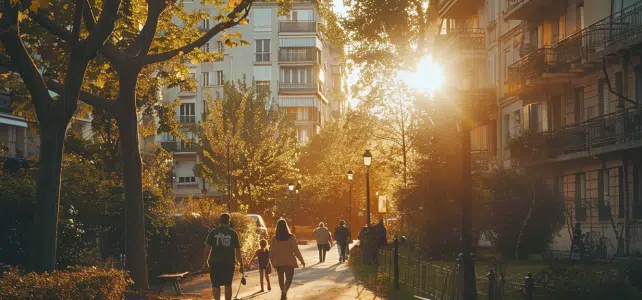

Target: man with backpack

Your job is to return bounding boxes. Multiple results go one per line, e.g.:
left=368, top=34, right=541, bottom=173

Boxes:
left=203, top=213, right=244, bottom=300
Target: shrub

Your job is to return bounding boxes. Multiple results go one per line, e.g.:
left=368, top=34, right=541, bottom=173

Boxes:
left=538, top=263, right=642, bottom=300
left=0, top=266, right=131, bottom=300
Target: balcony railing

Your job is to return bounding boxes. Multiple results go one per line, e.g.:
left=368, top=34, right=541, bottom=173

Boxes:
left=279, top=21, right=316, bottom=33
left=436, top=28, right=485, bottom=53
left=506, top=48, right=562, bottom=90
left=471, top=150, right=491, bottom=173
left=279, top=48, right=316, bottom=62
left=547, top=109, right=642, bottom=156
left=179, top=115, right=196, bottom=124
left=437, top=0, right=485, bottom=19
left=161, top=140, right=197, bottom=152
left=279, top=82, right=318, bottom=91
left=0, top=141, right=26, bottom=159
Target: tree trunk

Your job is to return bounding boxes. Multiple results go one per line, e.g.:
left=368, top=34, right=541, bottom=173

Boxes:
left=116, top=81, right=149, bottom=289
left=30, top=122, right=68, bottom=272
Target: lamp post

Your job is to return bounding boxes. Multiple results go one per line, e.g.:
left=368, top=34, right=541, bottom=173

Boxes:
left=226, top=137, right=232, bottom=211
left=363, top=150, right=372, bottom=226
left=457, top=117, right=476, bottom=300
left=288, top=182, right=295, bottom=230
left=347, top=170, right=353, bottom=237
left=295, top=182, right=301, bottom=234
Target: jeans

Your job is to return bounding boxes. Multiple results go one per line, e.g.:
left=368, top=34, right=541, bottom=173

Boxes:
left=317, top=244, right=327, bottom=262
left=338, top=242, right=348, bottom=262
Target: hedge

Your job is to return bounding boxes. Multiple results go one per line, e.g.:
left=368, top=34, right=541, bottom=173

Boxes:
left=0, top=266, right=131, bottom=300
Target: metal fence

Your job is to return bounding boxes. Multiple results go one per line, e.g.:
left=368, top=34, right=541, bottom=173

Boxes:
left=377, top=238, right=549, bottom=300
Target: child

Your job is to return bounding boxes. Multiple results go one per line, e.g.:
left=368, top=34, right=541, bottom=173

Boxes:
left=249, top=239, right=272, bottom=292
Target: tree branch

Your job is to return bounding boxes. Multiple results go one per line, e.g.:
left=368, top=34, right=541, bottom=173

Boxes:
left=70, top=0, right=85, bottom=44
left=0, top=7, right=51, bottom=118
left=126, top=0, right=168, bottom=55
left=85, top=0, right=122, bottom=57
left=45, top=79, right=116, bottom=112
left=141, top=1, right=252, bottom=65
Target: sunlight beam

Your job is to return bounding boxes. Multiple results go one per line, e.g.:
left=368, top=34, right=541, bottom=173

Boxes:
left=398, top=55, right=444, bottom=94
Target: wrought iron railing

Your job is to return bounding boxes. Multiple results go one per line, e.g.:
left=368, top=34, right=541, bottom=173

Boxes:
left=279, top=21, right=316, bottom=33
left=548, top=109, right=642, bottom=156
left=279, top=48, right=316, bottom=62
left=436, top=28, right=485, bottom=52
left=471, top=150, right=491, bottom=172
left=506, top=48, right=561, bottom=90
left=506, top=0, right=527, bottom=14
left=179, top=115, right=196, bottom=124
left=278, top=82, right=317, bottom=91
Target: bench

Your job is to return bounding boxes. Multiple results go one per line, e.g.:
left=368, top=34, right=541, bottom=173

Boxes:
left=158, top=272, right=189, bottom=295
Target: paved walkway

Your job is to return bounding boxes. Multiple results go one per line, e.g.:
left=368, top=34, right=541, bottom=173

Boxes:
left=181, top=242, right=382, bottom=300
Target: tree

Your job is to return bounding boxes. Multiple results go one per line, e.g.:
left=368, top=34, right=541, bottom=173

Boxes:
left=41, top=0, right=291, bottom=288
left=197, top=80, right=298, bottom=215
left=478, top=169, right=565, bottom=259
left=342, top=0, right=438, bottom=89
left=0, top=0, right=122, bottom=273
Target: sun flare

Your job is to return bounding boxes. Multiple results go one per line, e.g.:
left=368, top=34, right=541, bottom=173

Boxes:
left=398, top=55, right=445, bottom=93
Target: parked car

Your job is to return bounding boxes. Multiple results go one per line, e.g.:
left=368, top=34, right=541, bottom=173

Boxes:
left=247, top=214, right=269, bottom=239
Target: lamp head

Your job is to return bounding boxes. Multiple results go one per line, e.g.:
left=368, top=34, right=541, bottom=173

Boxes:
left=347, top=170, right=354, bottom=181
left=363, top=150, right=372, bottom=167
left=288, top=183, right=295, bottom=191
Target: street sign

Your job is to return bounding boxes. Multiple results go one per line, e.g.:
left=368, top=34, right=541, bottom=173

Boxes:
left=378, top=196, right=387, bottom=213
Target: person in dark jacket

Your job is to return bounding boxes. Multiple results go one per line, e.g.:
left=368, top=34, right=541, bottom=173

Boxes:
left=375, top=219, right=388, bottom=247
left=334, top=220, right=351, bottom=263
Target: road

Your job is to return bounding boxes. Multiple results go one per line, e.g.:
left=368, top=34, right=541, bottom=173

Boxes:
left=181, top=242, right=382, bottom=300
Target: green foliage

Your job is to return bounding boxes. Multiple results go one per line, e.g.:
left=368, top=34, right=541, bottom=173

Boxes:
left=0, top=167, right=37, bottom=266
left=479, top=169, right=565, bottom=259
left=198, top=80, right=298, bottom=215
left=0, top=266, right=132, bottom=300
left=538, top=263, right=642, bottom=299
left=508, top=130, right=552, bottom=167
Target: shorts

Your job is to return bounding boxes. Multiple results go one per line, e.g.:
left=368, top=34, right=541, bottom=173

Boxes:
left=209, top=262, right=235, bottom=287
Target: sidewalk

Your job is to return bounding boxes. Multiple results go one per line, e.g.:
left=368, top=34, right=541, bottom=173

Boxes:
left=180, top=242, right=383, bottom=299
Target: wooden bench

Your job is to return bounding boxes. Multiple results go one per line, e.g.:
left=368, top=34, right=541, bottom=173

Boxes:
left=158, top=272, right=189, bottom=295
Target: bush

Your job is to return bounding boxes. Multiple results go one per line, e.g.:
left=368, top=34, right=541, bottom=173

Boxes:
left=538, top=263, right=642, bottom=300
left=146, top=202, right=258, bottom=278
left=0, top=266, right=131, bottom=300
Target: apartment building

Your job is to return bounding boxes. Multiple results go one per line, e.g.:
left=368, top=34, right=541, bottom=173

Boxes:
left=436, top=0, right=642, bottom=256
left=0, top=91, right=35, bottom=162
left=158, top=0, right=345, bottom=200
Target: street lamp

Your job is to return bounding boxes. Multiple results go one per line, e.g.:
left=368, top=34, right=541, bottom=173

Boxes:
left=363, top=150, right=372, bottom=226
left=226, top=136, right=232, bottom=211
left=295, top=182, right=301, bottom=234
left=347, top=170, right=354, bottom=237
left=288, top=183, right=295, bottom=230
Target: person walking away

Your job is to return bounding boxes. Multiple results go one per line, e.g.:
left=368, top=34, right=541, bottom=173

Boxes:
left=376, top=219, right=388, bottom=247
left=203, top=213, right=244, bottom=300
left=334, top=220, right=351, bottom=263
left=248, top=239, right=272, bottom=292
left=313, top=222, right=332, bottom=263
left=270, top=219, right=306, bottom=300
left=358, top=225, right=367, bottom=245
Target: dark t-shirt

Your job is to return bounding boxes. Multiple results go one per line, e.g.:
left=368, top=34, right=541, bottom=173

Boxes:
left=206, top=226, right=240, bottom=265
left=334, top=226, right=350, bottom=242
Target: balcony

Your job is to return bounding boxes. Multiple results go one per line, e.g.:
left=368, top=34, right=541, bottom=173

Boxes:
left=437, top=0, right=485, bottom=19
left=546, top=109, right=642, bottom=159
left=161, top=140, right=197, bottom=153
left=504, top=0, right=555, bottom=21
left=278, top=82, right=319, bottom=94
left=471, top=150, right=492, bottom=173
left=435, top=28, right=485, bottom=57
left=279, top=48, right=317, bottom=63
left=179, top=115, right=196, bottom=124
left=505, top=48, right=574, bottom=95
left=279, top=21, right=316, bottom=33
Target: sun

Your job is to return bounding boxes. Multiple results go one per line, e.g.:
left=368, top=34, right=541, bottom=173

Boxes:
left=398, top=55, right=445, bottom=93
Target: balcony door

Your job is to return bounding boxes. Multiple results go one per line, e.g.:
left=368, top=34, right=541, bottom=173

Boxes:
left=280, top=67, right=315, bottom=84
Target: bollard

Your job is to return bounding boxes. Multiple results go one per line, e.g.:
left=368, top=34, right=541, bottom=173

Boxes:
left=524, top=272, right=534, bottom=300
left=394, top=235, right=399, bottom=290
left=487, top=268, right=496, bottom=300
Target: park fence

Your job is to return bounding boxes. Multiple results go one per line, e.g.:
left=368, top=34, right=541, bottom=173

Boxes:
left=376, top=237, right=550, bottom=300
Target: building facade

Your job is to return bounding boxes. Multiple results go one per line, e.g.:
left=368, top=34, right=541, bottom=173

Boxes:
left=436, top=0, right=642, bottom=256
left=158, top=0, right=345, bottom=200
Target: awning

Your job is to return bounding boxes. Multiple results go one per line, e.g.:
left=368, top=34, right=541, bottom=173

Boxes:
left=278, top=96, right=320, bottom=108
left=0, top=114, right=28, bottom=128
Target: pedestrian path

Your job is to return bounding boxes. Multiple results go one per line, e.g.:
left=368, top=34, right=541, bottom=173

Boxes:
left=181, top=243, right=383, bottom=299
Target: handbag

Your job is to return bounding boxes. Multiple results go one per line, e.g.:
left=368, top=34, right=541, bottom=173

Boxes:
left=323, top=243, right=331, bottom=251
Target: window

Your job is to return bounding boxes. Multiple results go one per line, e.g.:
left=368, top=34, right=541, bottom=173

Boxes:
left=503, top=49, right=510, bottom=83
left=180, top=103, right=195, bottom=123
left=488, top=55, right=496, bottom=86
left=256, top=81, right=270, bottom=94
left=286, top=107, right=317, bottom=121
left=216, top=41, right=224, bottom=53
left=574, top=173, right=587, bottom=222
left=202, top=19, right=210, bottom=30
left=502, top=114, right=510, bottom=150
left=576, top=3, right=585, bottom=31
left=178, top=177, right=196, bottom=183
left=253, top=8, right=272, bottom=30
left=280, top=67, right=315, bottom=84
left=202, top=42, right=210, bottom=53
left=571, top=86, right=584, bottom=123
left=215, top=71, right=224, bottom=85
left=471, top=125, right=489, bottom=151
left=598, top=78, right=618, bottom=116
left=202, top=72, right=210, bottom=86
left=297, top=127, right=309, bottom=142
left=527, top=102, right=547, bottom=132
left=598, top=168, right=623, bottom=219
left=282, top=9, right=314, bottom=22
left=255, top=39, right=270, bottom=62
left=634, top=164, right=642, bottom=219
left=488, top=0, right=496, bottom=22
